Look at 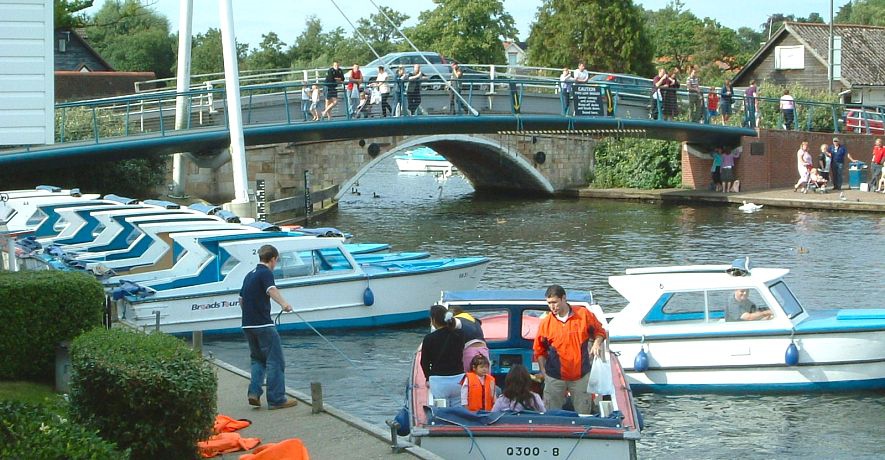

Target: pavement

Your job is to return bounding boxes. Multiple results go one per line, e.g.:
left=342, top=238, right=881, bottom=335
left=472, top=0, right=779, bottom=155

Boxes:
left=212, top=359, right=441, bottom=460
left=573, top=186, right=885, bottom=212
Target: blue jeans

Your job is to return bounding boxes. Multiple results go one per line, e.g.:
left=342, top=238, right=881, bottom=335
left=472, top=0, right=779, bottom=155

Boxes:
left=301, top=100, right=310, bottom=121
left=831, top=160, right=844, bottom=190
left=244, top=326, right=287, bottom=406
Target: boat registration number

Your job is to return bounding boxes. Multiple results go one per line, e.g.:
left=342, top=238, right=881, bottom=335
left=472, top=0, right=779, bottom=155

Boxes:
left=505, top=446, right=559, bottom=456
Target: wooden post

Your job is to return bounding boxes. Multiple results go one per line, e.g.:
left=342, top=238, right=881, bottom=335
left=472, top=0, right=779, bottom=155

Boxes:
left=310, top=381, right=323, bottom=414
left=192, top=331, right=203, bottom=354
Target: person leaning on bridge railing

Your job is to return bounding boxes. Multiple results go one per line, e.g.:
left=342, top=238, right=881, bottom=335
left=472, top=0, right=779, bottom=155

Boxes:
left=686, top=66, right=703, bottom=123
left=559, top=68, right=574, bottom=116
left=321, top=61, right=345, bottom=120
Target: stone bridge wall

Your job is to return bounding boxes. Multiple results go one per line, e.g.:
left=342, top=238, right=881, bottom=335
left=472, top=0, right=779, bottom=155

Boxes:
left=181, top=133, right=597, bottom=205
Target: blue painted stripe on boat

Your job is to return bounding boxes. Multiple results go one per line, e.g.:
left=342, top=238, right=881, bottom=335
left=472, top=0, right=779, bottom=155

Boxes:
left=624, top=356, right=885, bottom=372
left=629, top=378, right=885, bottom=394
left=177, top=309, right=429, bottom=336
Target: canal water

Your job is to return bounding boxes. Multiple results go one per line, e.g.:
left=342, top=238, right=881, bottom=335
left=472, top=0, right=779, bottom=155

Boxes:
left=206, top=158, right=885, bottom=459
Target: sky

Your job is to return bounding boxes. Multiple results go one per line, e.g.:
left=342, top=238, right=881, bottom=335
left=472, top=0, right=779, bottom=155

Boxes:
left=83, top=0, right=852, bottom=50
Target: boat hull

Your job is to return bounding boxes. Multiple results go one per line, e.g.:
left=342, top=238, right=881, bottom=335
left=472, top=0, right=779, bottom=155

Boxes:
left=394, top=158, right=454, bottom=172
left=611, top=329, right=885, bottom=392
left=118, top=259, right=488, bottom=334
left=418, top=434, right=636, bottom=460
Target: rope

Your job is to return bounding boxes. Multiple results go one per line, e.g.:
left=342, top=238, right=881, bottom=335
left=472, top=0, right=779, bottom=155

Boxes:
left=274, top=310, right=360, bottom=368
left=328, top=0, right=382, bottom=62
left=431, top=412, right=488, bottom=460
left=564, top=425, right=595, bottom=459
left=364, top=0, right=479, bottom=116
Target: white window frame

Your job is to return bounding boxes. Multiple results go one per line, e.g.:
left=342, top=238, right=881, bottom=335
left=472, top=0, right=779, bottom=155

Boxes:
left=774, top=45, right=805, bottom=70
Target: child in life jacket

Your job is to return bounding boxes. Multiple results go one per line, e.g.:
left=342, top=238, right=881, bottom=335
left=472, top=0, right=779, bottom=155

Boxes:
left=460, top=354, right=497, bottom=411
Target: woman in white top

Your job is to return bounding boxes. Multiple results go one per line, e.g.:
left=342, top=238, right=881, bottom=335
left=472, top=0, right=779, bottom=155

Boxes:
left=794, top=141, right=814, bottom=191
left=780, top=89, right=796, bottom=130
left=374, top=66, right=391, bottom=117
left=309, top=84, right=320, bottom=121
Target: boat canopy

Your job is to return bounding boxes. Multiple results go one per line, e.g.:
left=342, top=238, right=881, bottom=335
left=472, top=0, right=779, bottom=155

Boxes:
left=35, top=185, right=62, bottom=192
left=103, top=194, right=139, bottom=205
left=443, top=289, right=593, bottom=304
left=142, top=199, right=180, bottom=209
left=189, top=203, right=222, bottom=215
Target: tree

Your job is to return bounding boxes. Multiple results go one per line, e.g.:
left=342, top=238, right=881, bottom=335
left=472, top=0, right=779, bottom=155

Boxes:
left=190, top=28, right=248, bottom=75
left=644, top=1, right=702, bottom=72
left=355, top=6, right=410, bottom=57
left=245, top=32, right=290, bottom=71
left=527, top=0, right=654, bottom=76
left=408, top=0, right=517, bottom=64
left=836, top=0, right=885, bottom=26
left=55, top=0, right=93, bottom=29
left=84, top=0, right=176, bottom=78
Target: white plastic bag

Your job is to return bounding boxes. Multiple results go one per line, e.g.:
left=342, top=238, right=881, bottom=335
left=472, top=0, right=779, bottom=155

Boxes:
left=586, top=357, right=614, bottom=395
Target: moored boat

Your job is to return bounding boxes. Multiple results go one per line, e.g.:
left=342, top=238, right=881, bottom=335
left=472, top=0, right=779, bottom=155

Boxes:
left=396, top=290, right=642, bottom=460
left=394, top=146, right=455, bottom=173
left=606, top=258, right=885, bottom=392
left=113, top=235, right=489, bottom=334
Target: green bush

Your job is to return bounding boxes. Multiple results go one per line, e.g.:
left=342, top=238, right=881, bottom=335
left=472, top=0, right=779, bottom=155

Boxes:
left=756, top=83, right=841, bottom=133
left=69, top=328, right=216, bottom=460
left=0, top=271, right=105, bottom=381
left=590, top=137, right=682, bottom=189
left=0, top=400, right=128, bottom=459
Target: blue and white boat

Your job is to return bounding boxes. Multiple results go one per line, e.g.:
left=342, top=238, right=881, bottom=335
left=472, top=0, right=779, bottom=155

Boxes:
left=396, top=290, right=641, bottom=460
left=606, top=259, right=885, bottom=392
left=113, top=234, right=489, bottom=334
left=394, top=147, right=455, bottom=173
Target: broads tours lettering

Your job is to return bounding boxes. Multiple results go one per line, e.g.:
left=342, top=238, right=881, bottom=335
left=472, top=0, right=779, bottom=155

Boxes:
left=191, top=299, right=240, bottom=311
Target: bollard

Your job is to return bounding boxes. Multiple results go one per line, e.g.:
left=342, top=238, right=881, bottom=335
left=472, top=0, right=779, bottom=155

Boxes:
left=385, top=419, right=404, bottom=454
left=192, top=330, right=203, bottom=354
left=55, top=340, right=71, bottom=393
left=310, top=382, right=323, bottom=414
left=153, top=310, right=161, bottom=332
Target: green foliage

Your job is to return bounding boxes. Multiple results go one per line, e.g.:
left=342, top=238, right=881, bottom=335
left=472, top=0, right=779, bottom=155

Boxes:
left=528, top=0, right=654, bottom=76
left=245, top=32, right=291, bottom=71
left=0, top=107, right=168, bottom=198
left=0, top=272, right=104, bottom=381
left=0, top=381, right=60, bottom=407
left=55, top=0, right=94, bottom=29
left=756, top=84, right=841, bottom=133
left=591, top=137, right=682, bottom=189
left=190, top=28, right=249, bottom=75
left=408, top=0, right=517, bottom=64
left=69, top=328, right=216, bottom=460
left=0, top=400, right=128, bottom=459
left=85, top=0, right=176, bottom=78
left=353, top=6, right=411, bottom=58
left=836, top=0, right=885, bottom=26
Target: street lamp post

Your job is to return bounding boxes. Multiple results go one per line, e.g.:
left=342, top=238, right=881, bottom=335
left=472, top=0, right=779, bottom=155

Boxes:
left=829, top=0, right=834, bottom=94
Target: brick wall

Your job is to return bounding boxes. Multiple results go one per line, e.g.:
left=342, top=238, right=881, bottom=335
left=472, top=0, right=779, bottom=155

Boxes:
left=683, top=129, right=878, bottom=190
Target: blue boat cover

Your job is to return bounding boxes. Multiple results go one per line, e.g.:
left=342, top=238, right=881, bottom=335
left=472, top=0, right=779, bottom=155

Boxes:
left=143, top=199, right=180, bottom=209
left=215, top=210, right=240, bottom=223
left=189, top=203, right=223, bottom=215
left=296, top=227, right=348, bottom=238
left=424, top=406, right=623, bottom=429
left=837, top=309, right=885, bottom=320
left=35, top=185, right=62, bottom=192
left=103, top=194, right=139, bottom=205
left=245, top=221, right=281, bottom=232
left=442, top=290, right=594, bottom=304
left=111, top=281, right=154, bottom=300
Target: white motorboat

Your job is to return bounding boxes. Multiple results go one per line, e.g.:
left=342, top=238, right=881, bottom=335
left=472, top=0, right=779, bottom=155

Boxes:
left=394, top=147, right=455, bottom=173
left=394, top=290, right=641, bottom=460
left=113, top=235, right=489, bottom=334
left=606, top=258, right=885, bottom=392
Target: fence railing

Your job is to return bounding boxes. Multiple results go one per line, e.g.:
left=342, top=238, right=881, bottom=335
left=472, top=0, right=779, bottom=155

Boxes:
left=38, top=76, right=885, bottom=148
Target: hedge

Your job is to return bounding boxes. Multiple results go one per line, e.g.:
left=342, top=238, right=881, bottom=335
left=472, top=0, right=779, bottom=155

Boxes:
left=590, top=137, right=682, bottom=189
left=0, top=400, right=128, bottom=459
left=0, top=271, right=105, bottom=381
left=69, top=328, right=217, bottom=460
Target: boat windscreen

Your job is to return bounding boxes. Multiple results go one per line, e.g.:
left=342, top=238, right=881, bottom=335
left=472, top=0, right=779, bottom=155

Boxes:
left=769, top=281, right=804, bottom=319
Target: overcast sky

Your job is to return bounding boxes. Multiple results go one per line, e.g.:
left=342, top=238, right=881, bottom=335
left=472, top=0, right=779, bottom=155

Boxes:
left=84, top=0, right=851, bottom=50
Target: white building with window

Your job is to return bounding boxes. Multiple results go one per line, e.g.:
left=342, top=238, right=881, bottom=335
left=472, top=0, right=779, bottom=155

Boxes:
left=502, top=40, right=527, bottom=67
left=733, top=22, right=885, bottom=107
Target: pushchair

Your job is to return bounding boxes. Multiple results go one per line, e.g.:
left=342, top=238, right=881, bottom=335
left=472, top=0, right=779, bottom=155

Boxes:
left=802, top=165, right=829, bottom=193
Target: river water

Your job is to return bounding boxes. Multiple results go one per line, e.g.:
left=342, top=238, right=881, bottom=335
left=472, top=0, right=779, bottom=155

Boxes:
left=206, top=158, right=885, bottom=459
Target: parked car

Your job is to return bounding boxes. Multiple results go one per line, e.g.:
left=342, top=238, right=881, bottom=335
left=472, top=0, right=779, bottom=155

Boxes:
left=353, top=51, right=489, bottom=90
left=588, top=73, right=653, bottom=94
left=841, top=108, right=885, bottom=135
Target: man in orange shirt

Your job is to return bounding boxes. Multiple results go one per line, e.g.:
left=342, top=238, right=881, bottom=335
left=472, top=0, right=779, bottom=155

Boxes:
left=533, top=285, right=606, bottom=413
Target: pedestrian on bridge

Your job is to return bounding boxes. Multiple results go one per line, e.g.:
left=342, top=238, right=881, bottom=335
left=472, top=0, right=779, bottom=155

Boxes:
left=559, top=68, right=574, bottom=115
left=687, top=66, right=702, bottom=123
left=407, top=64, right=426, bottom=116
left=300, top=85, right=311, bottom=122
left=347, top=64, right=364, bottom=115
left=321, top=61, right=345, bottom=120
left=779, top=89, right=795, bottom=130
left=374, top=66, right=392, bottom=117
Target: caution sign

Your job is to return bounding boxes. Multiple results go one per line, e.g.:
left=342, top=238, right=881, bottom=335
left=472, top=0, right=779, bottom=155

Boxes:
left=573, top=85, right=611, bottom=117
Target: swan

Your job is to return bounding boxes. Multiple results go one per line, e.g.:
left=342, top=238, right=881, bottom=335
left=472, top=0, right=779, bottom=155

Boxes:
left=738, top=201, right=763, bottom=212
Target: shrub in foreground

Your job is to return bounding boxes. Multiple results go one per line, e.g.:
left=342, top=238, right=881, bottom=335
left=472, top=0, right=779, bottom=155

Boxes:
left=69, top=328, right=216, bottom=460
left=0, top=400, right=128, bottom=459
left=0, top=271, right=104, bottom=381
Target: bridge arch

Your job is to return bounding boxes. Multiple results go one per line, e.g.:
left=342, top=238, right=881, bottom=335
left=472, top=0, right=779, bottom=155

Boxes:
left=336, top=134, right=555, bottom=200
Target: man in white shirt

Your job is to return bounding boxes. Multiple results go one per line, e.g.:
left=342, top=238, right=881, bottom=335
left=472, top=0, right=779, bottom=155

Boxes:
left=574, top=62, right=590, bottom=84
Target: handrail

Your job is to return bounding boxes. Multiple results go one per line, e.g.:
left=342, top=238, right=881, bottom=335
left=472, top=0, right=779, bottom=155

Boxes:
left=40, top=75, right=885, bottom=149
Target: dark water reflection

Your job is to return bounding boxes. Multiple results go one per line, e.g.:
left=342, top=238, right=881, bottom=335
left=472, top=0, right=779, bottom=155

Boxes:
left=206, top=158, right=885, bottom=458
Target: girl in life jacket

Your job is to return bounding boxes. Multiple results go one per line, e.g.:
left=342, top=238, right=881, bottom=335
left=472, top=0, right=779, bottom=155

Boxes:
left=460, top=354, right=497, bottom=411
